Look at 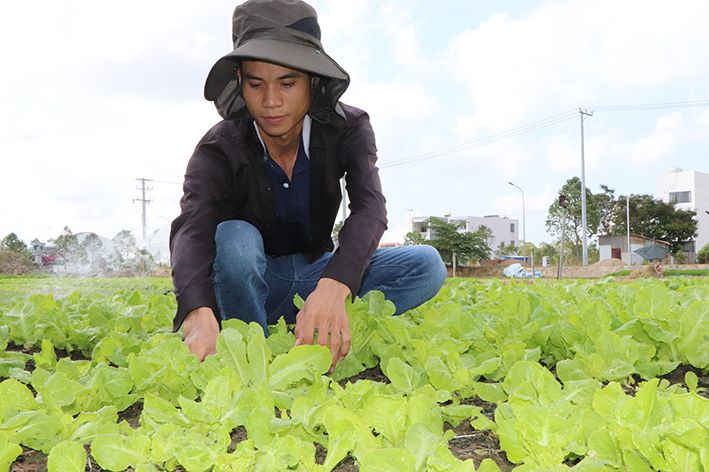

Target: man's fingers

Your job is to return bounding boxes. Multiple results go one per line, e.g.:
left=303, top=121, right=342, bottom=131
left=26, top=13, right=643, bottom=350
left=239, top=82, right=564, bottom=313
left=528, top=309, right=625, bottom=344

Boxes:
left=184, top=332, right=217, bottom=362
left=328, top=332, right=341, bottom=369
left=294, top=278, right=351, bottom=373
left=340, top=329, right=351, bottom=362
left=182, top=307, right=220, bottom=362
left=294, top=312, right=316, bottom=346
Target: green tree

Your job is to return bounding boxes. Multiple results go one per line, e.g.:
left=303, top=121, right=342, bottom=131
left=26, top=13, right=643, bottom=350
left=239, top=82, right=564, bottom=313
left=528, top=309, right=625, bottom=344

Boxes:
left=403, top=231, right=426, bottom=245
left=595, top=184, right=616, bottom=235
left=532, top=239, right=577, bottom=266
left=545, top=177, right=601, bottom=264
left=424, top=218, right=492, bottom=265
left=495, top=241, right=519, bottom=258
left=695, top=243, right=709, bottom=264
left=0, top=232, right=34, bottom=275
left=79, top=232, right=105, bottom=269
left=1, top=232, right=28, bottom=253
left=112, top=229, right=139, bottom=262
left=54, top=226, right=80, bottom=262
left=609, top=195, right=697, bottom=252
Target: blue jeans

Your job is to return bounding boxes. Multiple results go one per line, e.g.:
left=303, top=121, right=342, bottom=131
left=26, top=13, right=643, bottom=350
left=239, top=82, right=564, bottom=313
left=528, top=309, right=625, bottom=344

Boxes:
left=212, top=220, right=447, bottom=334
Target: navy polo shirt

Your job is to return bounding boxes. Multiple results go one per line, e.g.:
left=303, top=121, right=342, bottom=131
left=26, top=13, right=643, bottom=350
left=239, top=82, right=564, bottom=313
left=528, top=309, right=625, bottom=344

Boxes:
left=263, top=138, right=312, bottom=256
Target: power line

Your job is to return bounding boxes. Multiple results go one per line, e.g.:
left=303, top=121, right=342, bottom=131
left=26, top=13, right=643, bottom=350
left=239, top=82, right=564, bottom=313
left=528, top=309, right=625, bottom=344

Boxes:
left=590, top=99, right=709, bottom=112
left=380, top=108, right=578, bottom=169
left=379, top=99, right=709, bottom=170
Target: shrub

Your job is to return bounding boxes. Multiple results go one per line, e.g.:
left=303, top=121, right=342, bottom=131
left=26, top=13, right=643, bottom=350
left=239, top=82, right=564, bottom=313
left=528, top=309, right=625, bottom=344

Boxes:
left=675, top=250, right=685, bottom=264
left=0, top=250, right=38, bottom=275
left=697, top=243, right=709, bottom=264
left=695, top=244, right=709, bottom=264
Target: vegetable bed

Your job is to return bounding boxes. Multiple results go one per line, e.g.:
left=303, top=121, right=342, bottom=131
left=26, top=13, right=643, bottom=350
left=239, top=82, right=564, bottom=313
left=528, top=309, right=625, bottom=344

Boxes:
left=2, top=276, right=709, bottom=471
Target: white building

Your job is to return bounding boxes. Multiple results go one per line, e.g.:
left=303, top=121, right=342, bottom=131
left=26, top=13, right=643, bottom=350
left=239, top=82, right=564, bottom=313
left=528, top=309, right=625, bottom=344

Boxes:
left=406, top=212, right=519, bottom=255
left=598, top=234, right=669, bottom=266
left=656, top=168, right=709, bottom=254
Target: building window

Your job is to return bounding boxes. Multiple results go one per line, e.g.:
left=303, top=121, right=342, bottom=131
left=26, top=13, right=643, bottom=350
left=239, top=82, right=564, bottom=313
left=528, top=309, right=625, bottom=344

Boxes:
left=510, top=223, right=515, bottom=233
left=510, top=240, right=515, bottom=246
left=669, top=191, right=691, bottom=203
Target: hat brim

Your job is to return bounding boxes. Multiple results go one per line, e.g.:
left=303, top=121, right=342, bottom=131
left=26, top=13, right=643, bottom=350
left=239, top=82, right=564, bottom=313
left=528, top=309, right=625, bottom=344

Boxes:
left=204, top=38, right=348, bottom=101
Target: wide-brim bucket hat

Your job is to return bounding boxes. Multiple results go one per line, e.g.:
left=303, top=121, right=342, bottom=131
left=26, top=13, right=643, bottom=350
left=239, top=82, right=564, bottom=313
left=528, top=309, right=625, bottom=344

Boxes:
left=204, top=0, right=350, bottom=126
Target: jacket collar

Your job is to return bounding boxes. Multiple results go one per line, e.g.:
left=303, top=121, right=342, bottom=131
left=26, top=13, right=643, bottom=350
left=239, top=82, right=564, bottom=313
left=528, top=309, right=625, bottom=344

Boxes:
left=251, top=115, right=312, bottom=160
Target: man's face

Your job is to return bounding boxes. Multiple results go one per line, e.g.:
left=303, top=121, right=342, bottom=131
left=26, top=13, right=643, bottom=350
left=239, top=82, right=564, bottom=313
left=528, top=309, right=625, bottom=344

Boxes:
left=238, top=60, right=311, bottom=142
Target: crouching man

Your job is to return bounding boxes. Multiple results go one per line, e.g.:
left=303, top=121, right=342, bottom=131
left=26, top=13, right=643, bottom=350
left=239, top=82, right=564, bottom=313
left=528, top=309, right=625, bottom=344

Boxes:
left=170, top=0, right=447, bottom=373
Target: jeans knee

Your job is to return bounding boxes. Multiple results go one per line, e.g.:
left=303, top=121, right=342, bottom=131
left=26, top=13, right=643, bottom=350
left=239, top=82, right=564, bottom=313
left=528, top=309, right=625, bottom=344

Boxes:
left=418, top=245, right=447, bottom=286
left=214, top=220, right=265, bottom=275
left=215, top=220, right=261, bottom=247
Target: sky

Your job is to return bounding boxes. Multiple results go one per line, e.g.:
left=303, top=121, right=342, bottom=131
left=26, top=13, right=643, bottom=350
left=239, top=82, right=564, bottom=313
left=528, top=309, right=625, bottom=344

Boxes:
left=2, top=0, right=709, bottom=261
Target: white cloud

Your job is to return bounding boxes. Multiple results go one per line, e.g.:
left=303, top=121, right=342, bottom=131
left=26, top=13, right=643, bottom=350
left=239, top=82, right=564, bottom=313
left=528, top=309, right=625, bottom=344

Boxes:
left=449, top=0, right=709, bottom=137
left=629, top=112, right=684, bottom=164
left=346, top=80, right=439, bottom=163
left=379, top=2, right=425, bottom=71
left=316, top=0, right=374, bottom=82
left=3, top=0, right=709, bottom=251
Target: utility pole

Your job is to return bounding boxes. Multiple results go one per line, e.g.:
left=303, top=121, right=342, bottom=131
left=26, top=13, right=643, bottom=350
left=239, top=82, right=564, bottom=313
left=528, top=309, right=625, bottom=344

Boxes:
left=579, top=108, right=593, bottom=266
left=627, top=195, right=631, bottom=270
left=508, top=182, right=526, bottom=263
left=133, top=178, right=154, bottom=249
left=558, top=195, right=569, bottom=280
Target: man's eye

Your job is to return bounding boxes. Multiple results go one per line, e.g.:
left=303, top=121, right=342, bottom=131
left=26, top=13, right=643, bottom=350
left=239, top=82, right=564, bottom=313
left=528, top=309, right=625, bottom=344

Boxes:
left=282, top=82, right=294, bottom=88
left=247, top=82, right=262, bottom=88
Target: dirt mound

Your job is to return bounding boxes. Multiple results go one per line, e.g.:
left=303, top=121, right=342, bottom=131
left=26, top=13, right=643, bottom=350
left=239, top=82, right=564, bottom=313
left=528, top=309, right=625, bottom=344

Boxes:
left=0, top=250, right=39, bottom=275
left=591, top=258, right=627, bottom=267
left=628, top=265, right=660, bottom=279
left=497, top=259, right=530, bottom=268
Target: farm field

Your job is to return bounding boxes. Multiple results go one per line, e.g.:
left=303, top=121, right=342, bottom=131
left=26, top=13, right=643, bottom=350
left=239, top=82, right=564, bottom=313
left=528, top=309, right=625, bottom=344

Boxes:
left=0, top=276, right=174, bottom=308
left=2, top=275, right=709, bottom=471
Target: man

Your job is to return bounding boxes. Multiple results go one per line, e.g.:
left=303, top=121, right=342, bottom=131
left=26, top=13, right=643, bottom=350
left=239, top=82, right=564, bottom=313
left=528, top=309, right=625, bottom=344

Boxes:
left=170, top=0, right=446, bottom=373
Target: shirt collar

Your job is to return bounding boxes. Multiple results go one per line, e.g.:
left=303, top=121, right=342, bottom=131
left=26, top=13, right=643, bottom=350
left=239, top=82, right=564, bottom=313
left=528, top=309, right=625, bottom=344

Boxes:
left=253, top=115, right=311, bottom=160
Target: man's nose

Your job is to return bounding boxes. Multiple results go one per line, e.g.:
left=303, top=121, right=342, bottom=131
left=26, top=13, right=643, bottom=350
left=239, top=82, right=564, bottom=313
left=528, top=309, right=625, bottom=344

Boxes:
left=263, top=86, right=282, bottom=108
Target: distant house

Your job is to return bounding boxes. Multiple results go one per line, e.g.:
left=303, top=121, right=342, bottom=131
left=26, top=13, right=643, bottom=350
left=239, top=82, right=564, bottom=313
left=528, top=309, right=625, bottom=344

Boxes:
left=656, top=168, right=709, bottom=254
left=598, top=234, right=670, bottom=266
left=405, top=211, right=520, bottom=259
left=30, top=241, right=56, bottom=265
left=44, top=232, right=114, bottom=273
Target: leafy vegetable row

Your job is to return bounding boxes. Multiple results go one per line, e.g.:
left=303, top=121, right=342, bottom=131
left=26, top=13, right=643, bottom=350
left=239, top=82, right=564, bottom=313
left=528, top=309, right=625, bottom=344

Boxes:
left=1, top=276, right=709, bottom=470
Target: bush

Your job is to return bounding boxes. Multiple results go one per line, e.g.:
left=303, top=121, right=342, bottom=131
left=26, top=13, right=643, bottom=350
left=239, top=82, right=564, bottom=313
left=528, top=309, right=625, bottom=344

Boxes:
left=0, top=250, right=38, bottom=275
left=697, top=244, right=709, bottom=264
left=675, top=250, right=685, bottom=264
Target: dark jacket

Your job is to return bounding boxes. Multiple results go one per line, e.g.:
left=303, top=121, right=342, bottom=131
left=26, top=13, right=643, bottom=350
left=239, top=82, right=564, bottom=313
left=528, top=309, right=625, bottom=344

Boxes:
left=170, top=103, right=387, bottom=331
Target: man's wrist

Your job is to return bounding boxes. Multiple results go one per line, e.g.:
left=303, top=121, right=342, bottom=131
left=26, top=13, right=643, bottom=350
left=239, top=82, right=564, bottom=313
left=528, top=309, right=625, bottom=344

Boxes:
left=317, top=277, right=351, bottom=299
left=184, top=307, right=220, bottom=331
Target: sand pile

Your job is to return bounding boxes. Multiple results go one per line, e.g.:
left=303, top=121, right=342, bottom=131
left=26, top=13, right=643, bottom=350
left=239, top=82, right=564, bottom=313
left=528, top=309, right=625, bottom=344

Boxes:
left=497, top=259, right=531, bottom=268
left=628, top=265, right=660, bottom=279
left=591, top=258, right=627, bottom=267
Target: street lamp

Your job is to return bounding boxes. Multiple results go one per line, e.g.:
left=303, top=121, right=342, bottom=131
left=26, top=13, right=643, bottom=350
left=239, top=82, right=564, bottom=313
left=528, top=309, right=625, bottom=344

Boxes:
left=508, top=182, right=526, bottom=262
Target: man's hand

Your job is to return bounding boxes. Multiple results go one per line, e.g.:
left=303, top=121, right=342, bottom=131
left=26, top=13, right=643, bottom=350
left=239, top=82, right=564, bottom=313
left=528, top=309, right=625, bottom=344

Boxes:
left=182, top=307, right=220, bottom=361
left=294, top=278, right=351, bottom=373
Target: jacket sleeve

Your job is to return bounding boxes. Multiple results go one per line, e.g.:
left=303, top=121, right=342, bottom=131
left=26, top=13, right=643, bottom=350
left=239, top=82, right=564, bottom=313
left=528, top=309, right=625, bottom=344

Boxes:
left=170, top=130, right=234, bottom=332
left=320, top=110, right=387, bottom=295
